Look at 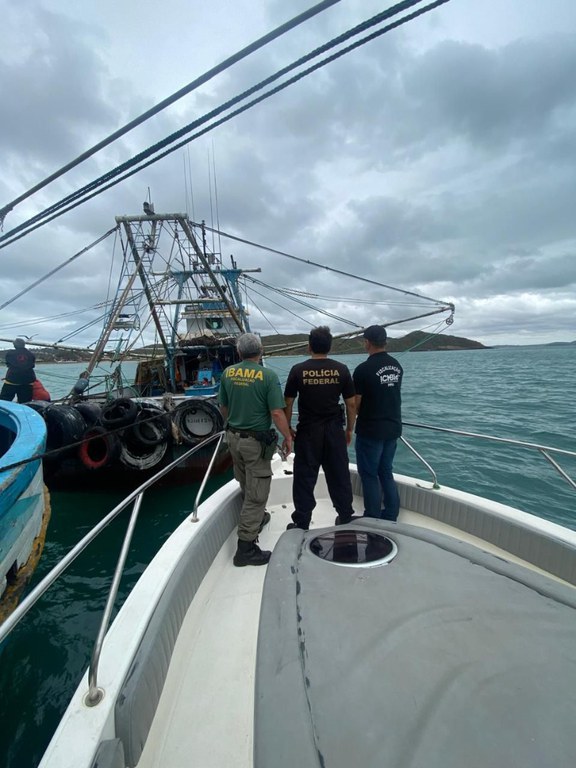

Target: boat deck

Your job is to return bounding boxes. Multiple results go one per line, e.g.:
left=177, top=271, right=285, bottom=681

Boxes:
left=138, top=492, right=342, bottom=767
left=137, top=479, right=576, bottom=768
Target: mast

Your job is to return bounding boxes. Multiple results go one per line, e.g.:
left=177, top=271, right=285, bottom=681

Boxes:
left=120, top=218, right=170, bottom=355
left=179, top=217, right=245, bottom=333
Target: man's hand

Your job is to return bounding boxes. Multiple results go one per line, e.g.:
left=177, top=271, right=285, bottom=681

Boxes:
left=345, top=427, right=353, bottom=446
left=281, top=435, right=293, bottom=459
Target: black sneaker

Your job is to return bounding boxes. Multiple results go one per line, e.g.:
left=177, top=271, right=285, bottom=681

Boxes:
left=286, top=522, right=308, bottom=531
left=334, top=514, right=362, bottom=526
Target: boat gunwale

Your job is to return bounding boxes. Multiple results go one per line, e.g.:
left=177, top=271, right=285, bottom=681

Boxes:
left=38, top=461, right=576, bottom=768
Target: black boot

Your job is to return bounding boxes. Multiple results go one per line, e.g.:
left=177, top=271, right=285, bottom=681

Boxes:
left=258, top=511, right=271, bottom=533
left=233, top=539, right=271, bottom=567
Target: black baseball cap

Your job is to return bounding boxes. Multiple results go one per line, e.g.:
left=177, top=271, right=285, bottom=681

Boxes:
left=363, top=325, right=387, bottom=345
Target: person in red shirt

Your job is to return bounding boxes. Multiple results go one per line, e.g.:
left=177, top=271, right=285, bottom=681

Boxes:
left=32, top=379, right=51, bottom=401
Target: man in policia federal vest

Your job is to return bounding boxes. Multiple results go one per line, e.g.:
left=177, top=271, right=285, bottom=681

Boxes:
left=284, top=326, right=357, bottom=530
left=219, top=333, right=292, bottom=567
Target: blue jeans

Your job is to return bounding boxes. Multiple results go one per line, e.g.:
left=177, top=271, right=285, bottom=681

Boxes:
left=355, top=435, right=400, bottom=520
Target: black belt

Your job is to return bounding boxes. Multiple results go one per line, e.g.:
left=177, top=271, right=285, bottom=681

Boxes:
left=227, top=427, right=262, bottom=439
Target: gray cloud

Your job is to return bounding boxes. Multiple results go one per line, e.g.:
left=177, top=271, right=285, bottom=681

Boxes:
left=0, top=0, right=575, bottom=348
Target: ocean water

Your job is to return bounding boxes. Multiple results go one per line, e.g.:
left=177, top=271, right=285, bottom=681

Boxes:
left=1, top=346, right=575, bottom=767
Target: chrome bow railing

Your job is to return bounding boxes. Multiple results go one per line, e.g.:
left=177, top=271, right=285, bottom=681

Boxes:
left=402, top=421, right=576, bottom=491
left=0, top=431, right=226, bottom=663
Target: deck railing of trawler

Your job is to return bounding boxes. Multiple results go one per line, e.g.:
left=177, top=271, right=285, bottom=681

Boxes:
left=401, top=421, right=576, bottom=492
left=0, top=432, right=227, bottom=678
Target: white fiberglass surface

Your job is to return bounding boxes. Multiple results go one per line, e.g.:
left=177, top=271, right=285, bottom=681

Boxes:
left=137, top=494, right=346, bottom=768
left=137, top=476, right=573, bottom=768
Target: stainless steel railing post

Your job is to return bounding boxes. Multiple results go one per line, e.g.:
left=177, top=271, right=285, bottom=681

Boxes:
left=400, top=435, right=439, bottom=488
left=191, top=432, right=225, bottom=522
left=402, top=420, right=576, bottom=491
left=85, top=492, right=145, bottom=706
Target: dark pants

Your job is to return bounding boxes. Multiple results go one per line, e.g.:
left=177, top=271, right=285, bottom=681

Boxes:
left=355, top=435, right=400, bottom=520
left=291, top=420, right=355, bottom=529
left=0, top=382, right=33, bottom=403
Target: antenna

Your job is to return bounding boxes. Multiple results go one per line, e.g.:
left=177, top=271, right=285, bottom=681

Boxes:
left=207, top=148, right=216, bottom=256
left=183, top=147, right=196, bottom=220
left=211, top=140, right=223, bottom=262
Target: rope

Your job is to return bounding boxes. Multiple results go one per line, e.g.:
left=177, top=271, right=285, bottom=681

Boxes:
left=0, top=0, right=342, bottom=228
left=0, top=227, right=116, bottom=310
left=216, top=223, right=453, bottom=307
left=394, top=318, right=455, bottom=354
left=245, top=277, right=362, bottom=328
left=0, top=0, right=451, bottom=249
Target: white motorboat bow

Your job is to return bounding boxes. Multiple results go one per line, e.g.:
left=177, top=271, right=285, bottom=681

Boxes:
left=2, top=426, right=574, bottom=768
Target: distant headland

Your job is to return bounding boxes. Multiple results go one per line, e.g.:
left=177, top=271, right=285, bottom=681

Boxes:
left=261, top=330, right=488, bottom=355
left=2, top=334, right=573, bottom=364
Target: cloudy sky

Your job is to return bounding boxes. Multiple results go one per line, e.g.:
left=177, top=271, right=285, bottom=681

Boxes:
left=1, top=0, right=575, bottom=348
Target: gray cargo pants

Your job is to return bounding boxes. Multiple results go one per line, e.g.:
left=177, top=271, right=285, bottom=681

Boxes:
left=226, top=430, right=272, bottom=541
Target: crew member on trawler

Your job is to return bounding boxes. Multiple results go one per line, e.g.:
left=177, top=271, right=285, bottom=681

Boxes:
left=219, top=333, right=292, bottom=567
left=284, top=326, right=356, bottom=530
left=0, top=337, right=37, bottom=403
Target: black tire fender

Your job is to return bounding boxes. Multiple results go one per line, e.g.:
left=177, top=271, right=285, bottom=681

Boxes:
left=74, top=401, right=103, bottom=427
left=172, top=399, right=224, bottom=446
left=25, top=400, right=51, bottom=415
left=129, top=407, right=171, bottom=446
left=44, top=405, right=87, bottom=451
left=118, top=433, right=168, bottom=470
left=101, top=397, right=139, bottom=428
left=78, top=426, right=121, bottom=470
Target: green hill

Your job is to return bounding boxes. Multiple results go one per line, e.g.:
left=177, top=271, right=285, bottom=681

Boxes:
left=261, top=330, right=488, bottom=355
left=1, top=331, right=487, bottom=363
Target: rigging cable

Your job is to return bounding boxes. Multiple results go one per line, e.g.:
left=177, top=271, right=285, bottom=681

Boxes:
left=0, top=227, right=116, bottom=311
left=246, top=284, right=317, bottom=328
left=246, top=275, right=362, bottom=327
left=243, top=293, right=283, bottom=335
left=0, top=300, right=115, bottom=333
left=0, top=0, right=451, bottom=249
left=262, top=285, right=427, bottom=306
left=0, top=0, right=342, bottom=228
left=207, top=224, right=453, bottom=308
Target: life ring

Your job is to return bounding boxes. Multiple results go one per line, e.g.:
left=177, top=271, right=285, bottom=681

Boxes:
left=74, top=401, right=103, bottom=427
left=118, top=431, right=168, bottom=470
left=101, top=397, right=139, bottom=428
left=172, top=399, right=224, bottom=446
left=128, top=406, right=171, bottom=447
left=44, top=405, right=87, bottom=451
left=78, top=426, right=121, bottom=470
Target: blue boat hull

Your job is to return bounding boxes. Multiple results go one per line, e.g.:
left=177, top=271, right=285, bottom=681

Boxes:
left=0, top=401, right=47, bottom=598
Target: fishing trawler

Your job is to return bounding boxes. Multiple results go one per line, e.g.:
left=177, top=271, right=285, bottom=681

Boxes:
left=22, top=208, right=258, bottom=489
left=12, top=204, right=455, bottom=491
